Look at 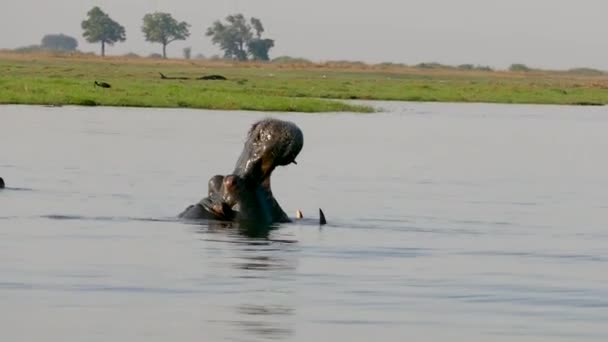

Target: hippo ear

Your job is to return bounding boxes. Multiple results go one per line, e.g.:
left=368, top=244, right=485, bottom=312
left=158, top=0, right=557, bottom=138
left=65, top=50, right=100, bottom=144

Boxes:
left=248, top=122, right=260, bottom=137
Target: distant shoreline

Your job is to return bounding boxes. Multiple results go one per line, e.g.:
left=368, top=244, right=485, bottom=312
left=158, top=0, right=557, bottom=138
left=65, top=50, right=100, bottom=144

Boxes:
left=0, top=51, right=606, bottom=112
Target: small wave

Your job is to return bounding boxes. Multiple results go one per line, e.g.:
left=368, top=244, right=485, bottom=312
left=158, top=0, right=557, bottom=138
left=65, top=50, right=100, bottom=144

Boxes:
left=0, top=281, right=198, bottom=295
left=39, top=214, right=178, bottom=223
left=455, top=250, right=608, bottom=263
left=2, top=187, right=34, bottom=191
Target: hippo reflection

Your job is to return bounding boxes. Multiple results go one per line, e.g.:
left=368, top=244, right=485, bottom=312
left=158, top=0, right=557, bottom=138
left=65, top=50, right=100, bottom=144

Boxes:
left=179, top=118, right=325, bottom=226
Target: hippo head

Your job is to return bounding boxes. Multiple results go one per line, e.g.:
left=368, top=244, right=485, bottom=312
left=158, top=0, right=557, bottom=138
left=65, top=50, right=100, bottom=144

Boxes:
left=179, top=118, right=303, bottom=226
left=233, top=118, right=304, bottom=184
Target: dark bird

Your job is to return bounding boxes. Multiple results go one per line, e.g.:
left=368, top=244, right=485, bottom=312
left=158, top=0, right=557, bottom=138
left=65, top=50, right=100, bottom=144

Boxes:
left=198, top=74, right=227, bottom=81
left=0, top=177, right=5, bottom=189
left=159, top=72, right=190, bottom=80
left=94, top=81, right=111, bottom=88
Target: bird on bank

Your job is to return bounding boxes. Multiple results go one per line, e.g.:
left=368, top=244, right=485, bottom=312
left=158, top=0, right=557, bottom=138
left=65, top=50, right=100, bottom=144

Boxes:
left=94, top=81, right=111, bottom=88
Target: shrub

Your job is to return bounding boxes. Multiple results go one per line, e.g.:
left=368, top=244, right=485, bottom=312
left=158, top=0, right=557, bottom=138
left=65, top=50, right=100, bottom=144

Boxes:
left=566, top=68, right=605, bottom=76
left=123, top=52, right=141, bottom=58
left=415, top=62, right=451, bottom=69
left=13, top=45, right=45, bottom=53
left=458, top=64, right=474, bottom=70
left=272, top=56, right=313, bottom=64
left=509, top=63, right=531, bottom=72
left=474, top=65, right=493, bottom=72
left=375, top=62, right=408, bottom=68
left=41, top=34, right=78, bottom=51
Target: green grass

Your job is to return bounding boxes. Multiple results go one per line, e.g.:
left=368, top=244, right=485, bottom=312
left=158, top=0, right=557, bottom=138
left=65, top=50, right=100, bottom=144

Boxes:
left=1, top=52, right=607, bottom=112
left=0, top=54, right=372, bottom=113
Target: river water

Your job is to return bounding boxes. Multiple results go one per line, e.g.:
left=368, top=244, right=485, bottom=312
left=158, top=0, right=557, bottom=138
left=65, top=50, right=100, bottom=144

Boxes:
left=1, top=102, right=607, bottom=341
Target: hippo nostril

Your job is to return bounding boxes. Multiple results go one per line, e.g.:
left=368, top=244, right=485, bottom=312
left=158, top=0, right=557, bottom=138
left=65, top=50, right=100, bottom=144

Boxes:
left=224, top=175, right=238, bottom=191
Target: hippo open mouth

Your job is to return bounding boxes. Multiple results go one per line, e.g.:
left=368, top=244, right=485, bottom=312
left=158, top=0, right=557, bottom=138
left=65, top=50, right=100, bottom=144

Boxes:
left=179, top=118, right=322, bottom=226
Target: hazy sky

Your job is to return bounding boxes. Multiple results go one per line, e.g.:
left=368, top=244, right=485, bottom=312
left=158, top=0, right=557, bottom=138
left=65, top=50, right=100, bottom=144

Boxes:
left=1, top=0, right=607, bottom=70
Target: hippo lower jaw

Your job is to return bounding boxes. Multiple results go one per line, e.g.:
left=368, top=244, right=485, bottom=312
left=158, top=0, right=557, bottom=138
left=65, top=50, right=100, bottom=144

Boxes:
left=177, top=199, right=236, bottom=221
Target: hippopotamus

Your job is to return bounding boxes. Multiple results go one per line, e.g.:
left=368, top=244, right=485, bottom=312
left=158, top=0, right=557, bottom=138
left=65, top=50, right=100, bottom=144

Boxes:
left=179, top=118, right=325, bottom=226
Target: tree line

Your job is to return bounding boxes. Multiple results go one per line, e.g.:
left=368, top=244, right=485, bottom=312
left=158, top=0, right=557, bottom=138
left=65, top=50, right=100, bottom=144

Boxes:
left=39, top=7, right=275, bottom=61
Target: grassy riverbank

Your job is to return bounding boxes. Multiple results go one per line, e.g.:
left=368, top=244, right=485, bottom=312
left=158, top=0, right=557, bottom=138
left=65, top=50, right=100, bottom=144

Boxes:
left=1, top=52, right=607, bottom=112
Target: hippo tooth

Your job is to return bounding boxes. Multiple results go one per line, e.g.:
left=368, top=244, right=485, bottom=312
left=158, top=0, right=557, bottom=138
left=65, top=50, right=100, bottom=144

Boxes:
left=319, top=209, right=327, bottom=225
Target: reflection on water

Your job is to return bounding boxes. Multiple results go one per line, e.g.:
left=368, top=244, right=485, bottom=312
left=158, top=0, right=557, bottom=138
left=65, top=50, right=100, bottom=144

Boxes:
left=1, top=103, right=608, bottom=341
left=193, top=223, right=299, bottom=341
left=231, top=245, right=296, bottom=340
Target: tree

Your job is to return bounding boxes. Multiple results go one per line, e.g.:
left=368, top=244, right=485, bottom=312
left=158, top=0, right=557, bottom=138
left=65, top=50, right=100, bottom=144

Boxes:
left=41, top=34, right=78, bottom=51
left=250, top=18, right=264, bottom=38
left=248, top=39, right=274, bottom=61
left=142, top=12, right=190, bottom=59
left=206, top=14, right=275, bottom=61
left=81, top=7, right=126, bottom=57
left=247, top=17, right=274, bottom=61
left=183, top=47, right=192, bottom=60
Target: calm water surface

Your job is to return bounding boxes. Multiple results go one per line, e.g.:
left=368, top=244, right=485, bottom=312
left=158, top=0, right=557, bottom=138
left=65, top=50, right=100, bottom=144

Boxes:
left=1, top=103, right=607, bottom=341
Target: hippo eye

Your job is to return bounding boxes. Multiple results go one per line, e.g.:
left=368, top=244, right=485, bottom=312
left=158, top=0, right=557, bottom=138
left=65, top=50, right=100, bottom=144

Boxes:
left=256, top=129, right=271, bottom=142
